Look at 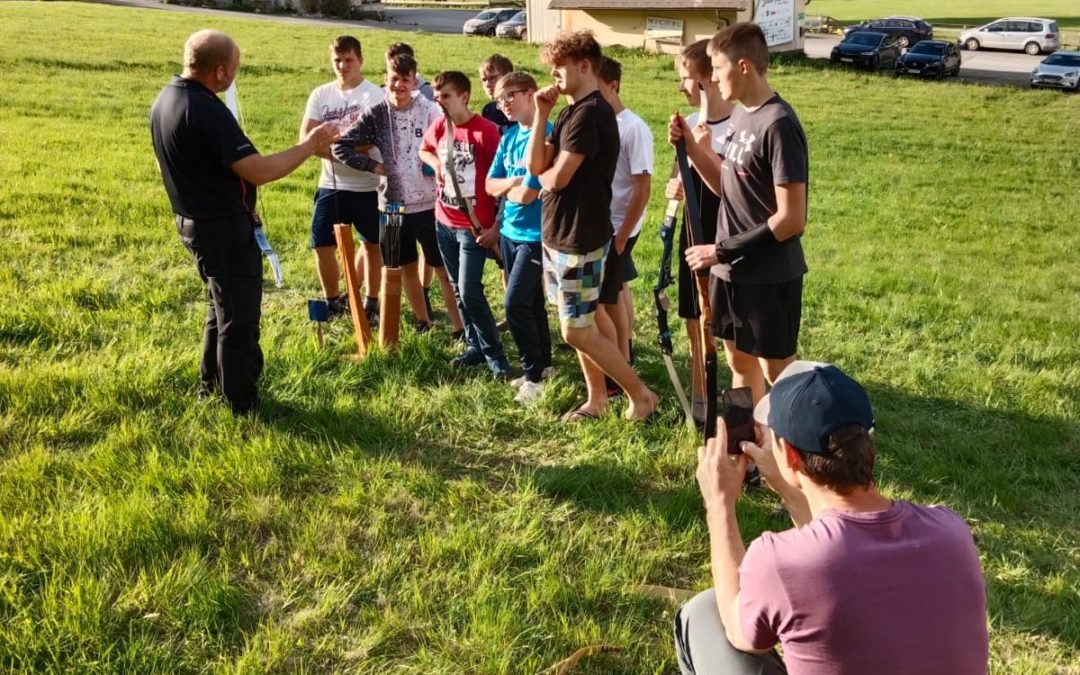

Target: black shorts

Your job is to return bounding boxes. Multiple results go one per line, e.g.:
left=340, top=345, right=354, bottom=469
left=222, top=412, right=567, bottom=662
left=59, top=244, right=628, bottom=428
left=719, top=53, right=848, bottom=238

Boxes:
left=381, top=208, right=443, bottom=268
left=310, top=188, right=379, bottom=248
left=599, top=234, right=638, bottom=305
left=709, top=275, right=803, bottom=359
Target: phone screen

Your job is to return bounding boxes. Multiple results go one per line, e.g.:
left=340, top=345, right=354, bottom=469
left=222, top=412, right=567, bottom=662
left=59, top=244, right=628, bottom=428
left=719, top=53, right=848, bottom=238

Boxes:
left=721, top=387, right=755, bottom=455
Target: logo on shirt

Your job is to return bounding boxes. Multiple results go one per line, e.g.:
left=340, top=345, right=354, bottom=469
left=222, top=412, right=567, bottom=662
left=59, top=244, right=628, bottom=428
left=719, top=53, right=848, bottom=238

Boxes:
left=722, top=129, right=757, bottom=167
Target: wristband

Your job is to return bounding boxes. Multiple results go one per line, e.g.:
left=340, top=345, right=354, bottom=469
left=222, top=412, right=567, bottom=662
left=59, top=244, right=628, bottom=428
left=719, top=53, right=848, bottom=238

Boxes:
left=715, top=223, right=778, bottom=264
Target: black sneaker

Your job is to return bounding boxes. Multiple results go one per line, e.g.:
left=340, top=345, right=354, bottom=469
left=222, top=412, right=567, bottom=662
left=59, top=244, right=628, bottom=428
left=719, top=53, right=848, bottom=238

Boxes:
left=415, top=320, right=432, bottom=334
left=451, top=349, right=485, bottom=368
left=365, top=305, right=380, bottom=331
left=326, top=295, right=349, bottom=320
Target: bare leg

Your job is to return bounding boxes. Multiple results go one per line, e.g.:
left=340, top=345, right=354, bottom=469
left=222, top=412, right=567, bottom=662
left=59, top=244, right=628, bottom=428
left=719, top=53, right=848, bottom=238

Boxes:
left=401, top=262, right=430, bottom=323
left=608, top=295, right=631, bottom=362
left=575, top=348, right=609, bottom=416
left=761, top=355, right=796, bottom=387
left=564, top=322, right=658, bottom=421
left=622, top=282, right=636, bottom=356
left=722, top=339, right=767, bottom=405
left=434, top=266, right=464, bottom=332
left=314, top=246, right=340, bottom=298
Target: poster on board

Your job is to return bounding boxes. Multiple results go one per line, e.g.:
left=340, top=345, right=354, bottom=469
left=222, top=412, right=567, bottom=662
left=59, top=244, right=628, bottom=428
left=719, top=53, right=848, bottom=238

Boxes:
left=756, top=0, right=794, bottom=46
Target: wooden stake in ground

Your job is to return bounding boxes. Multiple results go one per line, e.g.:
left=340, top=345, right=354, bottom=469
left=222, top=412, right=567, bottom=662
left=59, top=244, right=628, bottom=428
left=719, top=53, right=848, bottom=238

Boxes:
left=333, top=223, right=373, bottom=357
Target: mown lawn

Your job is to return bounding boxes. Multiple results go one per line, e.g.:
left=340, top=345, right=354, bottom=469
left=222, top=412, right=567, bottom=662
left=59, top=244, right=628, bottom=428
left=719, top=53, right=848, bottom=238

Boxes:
left=1, top=2, right=1078, bottom=673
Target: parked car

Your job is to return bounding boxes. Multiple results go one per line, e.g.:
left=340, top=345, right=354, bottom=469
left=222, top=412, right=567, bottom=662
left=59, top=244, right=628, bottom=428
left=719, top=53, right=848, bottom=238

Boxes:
left=959, top=17, right=1061, bottom=55
left=495, top=10, right=527, bottom=39
left=830, top=31, right=903, bottom=70
left=843, top=16, right=933, bottom=48
left=896, top=40, right=962, bottom=78
left=1030, top=50, right=1080, bottom=90
left=463, top=8, right=519, bottom=37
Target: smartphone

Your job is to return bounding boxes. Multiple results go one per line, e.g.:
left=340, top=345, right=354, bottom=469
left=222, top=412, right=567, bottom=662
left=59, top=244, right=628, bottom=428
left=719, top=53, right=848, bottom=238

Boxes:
left=721, top=387, right=755, bottom=455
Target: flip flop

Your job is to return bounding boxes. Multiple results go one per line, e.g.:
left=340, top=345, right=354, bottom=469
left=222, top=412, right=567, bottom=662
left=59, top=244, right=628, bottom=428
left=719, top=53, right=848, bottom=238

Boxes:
left=561, top=407, right=597, bottom=423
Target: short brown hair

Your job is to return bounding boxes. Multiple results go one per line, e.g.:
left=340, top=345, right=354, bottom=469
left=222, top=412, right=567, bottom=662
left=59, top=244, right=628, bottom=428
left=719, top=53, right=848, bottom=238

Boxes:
left=708, top=22, right=769, bottom=74
left=679, top=39, right=711, bottom=80
left=387, top=53, right=417, bottom=77
left=495, top=71, right=538, bottom=98
left=541, top=30, right=602, bottom=73
left=481, top=54, right=514, bottom=75
left=385, top=42, right=414, bottom=60
left=793, top=424, right=876, bottom=495
left=434, top=70, right=472, bottom=96
left=597, top=56, right=621, bottom=85
left=331, top=35, right=362, bottom=59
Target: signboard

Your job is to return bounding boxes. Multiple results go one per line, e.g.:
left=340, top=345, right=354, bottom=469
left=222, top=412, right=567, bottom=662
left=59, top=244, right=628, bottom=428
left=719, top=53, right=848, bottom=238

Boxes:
left=755, top=0, right=794, bottom=46
left=645, top=16, right=684, bottom=41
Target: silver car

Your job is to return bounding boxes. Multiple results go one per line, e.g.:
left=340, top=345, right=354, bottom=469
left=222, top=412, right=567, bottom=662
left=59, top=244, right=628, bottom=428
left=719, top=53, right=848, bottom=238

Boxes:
left=1031, top=50, right=1080, bottom=91
left=960, top=17, right=1061, bottom=55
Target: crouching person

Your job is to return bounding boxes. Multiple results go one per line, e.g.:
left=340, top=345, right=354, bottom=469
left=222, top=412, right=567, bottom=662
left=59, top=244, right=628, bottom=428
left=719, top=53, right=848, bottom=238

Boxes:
left=676, top=361, right=989, bottom=675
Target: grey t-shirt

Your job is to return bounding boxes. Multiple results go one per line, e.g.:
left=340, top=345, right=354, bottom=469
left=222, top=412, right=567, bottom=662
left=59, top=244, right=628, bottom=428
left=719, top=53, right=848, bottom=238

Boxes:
left=712, top=94, right=808, bottom=284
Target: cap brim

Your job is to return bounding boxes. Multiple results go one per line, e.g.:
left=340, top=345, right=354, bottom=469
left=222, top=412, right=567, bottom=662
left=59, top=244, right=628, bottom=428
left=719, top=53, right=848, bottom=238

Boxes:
left=753, top=360, right=832, bottom=426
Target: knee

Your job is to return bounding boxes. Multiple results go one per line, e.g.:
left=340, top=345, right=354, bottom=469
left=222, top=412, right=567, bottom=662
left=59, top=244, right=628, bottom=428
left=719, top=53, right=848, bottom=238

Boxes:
left=561, top=324, right=589, bottom=348
left=725, top=347, right=758, bottom=375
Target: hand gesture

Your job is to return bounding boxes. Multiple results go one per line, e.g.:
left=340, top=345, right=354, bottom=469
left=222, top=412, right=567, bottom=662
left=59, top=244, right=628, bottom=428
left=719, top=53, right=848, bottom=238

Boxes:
left=696, top=420, right=748, bottom=512
left=667, top=111, right=693, bottom=148
left=304, top=122, right=340, bottom=152
left=740, top=425, right=784, bottom=493
left=534, top=85, right=560, bottom=117
left=691, top=121, right=712, bottom=148
left=476, top=225, right=499, bottom=250
left=685, top=244, right=718, bottom=271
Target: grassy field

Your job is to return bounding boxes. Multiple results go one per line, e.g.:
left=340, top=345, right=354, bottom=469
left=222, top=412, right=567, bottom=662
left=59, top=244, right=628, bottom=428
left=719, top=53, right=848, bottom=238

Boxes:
left=1, top=2, right=1079, bottom=672
left=810, top=0, right=1080, bottom=30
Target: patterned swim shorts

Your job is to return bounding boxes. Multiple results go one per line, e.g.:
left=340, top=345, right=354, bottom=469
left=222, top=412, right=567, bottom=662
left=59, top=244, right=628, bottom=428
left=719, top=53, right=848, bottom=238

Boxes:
left=542, top=243, right=608, bottom=328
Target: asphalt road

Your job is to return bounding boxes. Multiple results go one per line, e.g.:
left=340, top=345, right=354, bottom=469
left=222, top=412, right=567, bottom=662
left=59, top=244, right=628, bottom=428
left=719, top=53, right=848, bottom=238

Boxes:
left=802, top=34, right=1043, bottom=86
left=89, top=1, right=1043, bottom=86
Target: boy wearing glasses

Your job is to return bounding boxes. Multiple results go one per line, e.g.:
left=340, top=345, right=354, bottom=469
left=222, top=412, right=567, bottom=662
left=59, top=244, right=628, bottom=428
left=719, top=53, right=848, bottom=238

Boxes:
left=487, top=72, right=554, bottom=402
left=478, top=54, right=514, bottom=134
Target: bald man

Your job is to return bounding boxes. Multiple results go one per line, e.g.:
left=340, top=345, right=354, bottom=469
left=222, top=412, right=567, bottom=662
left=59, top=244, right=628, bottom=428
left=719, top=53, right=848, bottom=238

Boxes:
left=151, top=30, right=339, bottom=415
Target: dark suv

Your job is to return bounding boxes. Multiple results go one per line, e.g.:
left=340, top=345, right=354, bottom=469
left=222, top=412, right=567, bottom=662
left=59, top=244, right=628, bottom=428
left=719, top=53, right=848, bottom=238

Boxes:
left=843, top=16, right=933, bottom=48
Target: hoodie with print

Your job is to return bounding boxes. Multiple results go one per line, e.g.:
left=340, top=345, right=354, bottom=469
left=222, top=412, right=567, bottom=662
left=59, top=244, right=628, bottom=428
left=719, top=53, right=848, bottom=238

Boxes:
left=332, top=92, right=442, bottom=213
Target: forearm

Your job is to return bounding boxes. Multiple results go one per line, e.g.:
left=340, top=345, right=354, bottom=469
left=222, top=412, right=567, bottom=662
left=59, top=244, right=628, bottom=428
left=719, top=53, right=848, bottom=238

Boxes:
left=767, top=207, right=805, bottom=241
left=486, top=176, right=520, bottom=197
left=506, top=185, right=538, bottom=205
left=526, top=113, right=550, bottom=176
left=239, top=143, right=315, bottom=186
left=418, top=149, right=440, bottom=173
left=706, top=506, right=755, bottom=652
left=332, top=123, right=378, bottom=172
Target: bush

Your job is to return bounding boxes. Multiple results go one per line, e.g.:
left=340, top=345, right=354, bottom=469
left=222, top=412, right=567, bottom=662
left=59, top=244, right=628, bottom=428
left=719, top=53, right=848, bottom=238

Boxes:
left=319, top=0, right=351, bottom=17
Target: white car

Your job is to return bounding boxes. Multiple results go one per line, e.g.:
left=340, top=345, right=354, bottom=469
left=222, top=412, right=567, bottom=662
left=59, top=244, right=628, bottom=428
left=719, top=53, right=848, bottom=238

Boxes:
left=1031, top=50, right=1080, bottom=90
left=960, top=17, right=1061, bottom=55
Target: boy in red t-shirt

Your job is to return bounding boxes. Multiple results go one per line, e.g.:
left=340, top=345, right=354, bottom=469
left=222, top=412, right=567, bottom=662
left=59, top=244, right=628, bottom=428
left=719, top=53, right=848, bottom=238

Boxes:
left=420, top=71, right=511, bottom=377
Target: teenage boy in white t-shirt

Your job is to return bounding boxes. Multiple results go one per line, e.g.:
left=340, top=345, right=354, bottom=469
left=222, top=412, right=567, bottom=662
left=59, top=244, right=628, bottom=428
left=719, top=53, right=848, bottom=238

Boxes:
left=597, top=56, right=652, bottom=378
left=301, top=35, right=384, bottom=324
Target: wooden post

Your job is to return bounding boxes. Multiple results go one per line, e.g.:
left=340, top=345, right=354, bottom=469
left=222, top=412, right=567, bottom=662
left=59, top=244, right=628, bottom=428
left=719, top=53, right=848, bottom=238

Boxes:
left=333, top=223, right=373, bottom=357
left=379, top=267, right=402, bottom=351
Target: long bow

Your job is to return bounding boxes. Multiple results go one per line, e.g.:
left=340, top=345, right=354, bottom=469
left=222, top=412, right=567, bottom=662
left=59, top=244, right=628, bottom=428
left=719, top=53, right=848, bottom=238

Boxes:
left=440, top=111, right=503, bottom=265
left=675, top=137, right=717, bottom=440
left=225, top=82, right=284, bottom=288
left=653, top=197, right=695, bottom=430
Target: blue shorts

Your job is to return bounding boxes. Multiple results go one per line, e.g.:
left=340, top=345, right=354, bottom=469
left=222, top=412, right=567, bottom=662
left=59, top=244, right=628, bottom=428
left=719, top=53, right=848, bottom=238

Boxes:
left=310, top=188, right=379, bottom=248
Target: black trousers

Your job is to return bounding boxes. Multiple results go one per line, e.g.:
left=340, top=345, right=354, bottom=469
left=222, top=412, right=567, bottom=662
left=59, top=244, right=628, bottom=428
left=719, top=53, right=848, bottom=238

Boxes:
left=176, top=214, right=263, bottom=413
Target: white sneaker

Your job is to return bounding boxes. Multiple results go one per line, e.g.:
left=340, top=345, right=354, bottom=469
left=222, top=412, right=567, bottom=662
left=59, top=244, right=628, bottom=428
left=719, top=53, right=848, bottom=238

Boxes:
left=510, top=366, right=554, bottom=389
left=514, top=379, right=546, bottom=403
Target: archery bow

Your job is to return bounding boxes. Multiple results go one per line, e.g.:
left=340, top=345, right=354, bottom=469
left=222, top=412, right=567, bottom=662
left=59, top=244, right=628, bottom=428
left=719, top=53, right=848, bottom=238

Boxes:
left=675, top=132, right=718, bottom=441
left=440, top=111, right=503, bottom=265
left=653, top=197, right=696, bottom=430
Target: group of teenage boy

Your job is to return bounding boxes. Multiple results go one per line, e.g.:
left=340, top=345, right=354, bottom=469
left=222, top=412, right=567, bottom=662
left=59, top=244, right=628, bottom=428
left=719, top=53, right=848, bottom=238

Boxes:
left=152, top=23, right=990, bottom=674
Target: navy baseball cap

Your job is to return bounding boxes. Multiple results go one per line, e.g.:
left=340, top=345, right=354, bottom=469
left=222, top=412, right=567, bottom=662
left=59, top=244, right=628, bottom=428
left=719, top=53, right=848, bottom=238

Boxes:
left=753, top=361, right=875, bottom=455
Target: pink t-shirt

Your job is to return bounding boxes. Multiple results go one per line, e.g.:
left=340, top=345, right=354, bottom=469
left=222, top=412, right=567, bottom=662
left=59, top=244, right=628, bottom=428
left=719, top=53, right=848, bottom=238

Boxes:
left=739, top=501, right=988, bottom=675
left=421, top=114, right=500, bottom=230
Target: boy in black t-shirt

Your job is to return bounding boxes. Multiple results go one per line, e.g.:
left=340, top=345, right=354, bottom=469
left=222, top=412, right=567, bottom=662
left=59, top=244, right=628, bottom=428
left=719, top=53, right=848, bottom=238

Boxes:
left=671, top=23, right=808, bottom=405
left=526, top=30, right=658, bottom=423
left=479, top=54, right=513, bottom=133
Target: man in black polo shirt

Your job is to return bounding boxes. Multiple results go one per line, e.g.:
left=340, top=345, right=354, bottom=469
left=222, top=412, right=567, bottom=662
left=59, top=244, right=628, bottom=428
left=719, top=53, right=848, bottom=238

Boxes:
left=150, top=29, right=338, bottom=414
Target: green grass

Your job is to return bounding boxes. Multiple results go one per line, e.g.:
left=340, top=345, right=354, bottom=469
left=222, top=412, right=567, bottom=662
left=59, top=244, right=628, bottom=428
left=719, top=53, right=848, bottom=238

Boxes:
left=810, top=0, right=1080, bottom=30
left=2, top=2, right=1079, bottom=672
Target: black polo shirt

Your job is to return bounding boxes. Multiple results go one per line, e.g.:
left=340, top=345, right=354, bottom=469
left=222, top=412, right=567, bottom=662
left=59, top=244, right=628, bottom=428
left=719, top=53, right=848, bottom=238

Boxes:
left=150, top=76, right=258, bottom=220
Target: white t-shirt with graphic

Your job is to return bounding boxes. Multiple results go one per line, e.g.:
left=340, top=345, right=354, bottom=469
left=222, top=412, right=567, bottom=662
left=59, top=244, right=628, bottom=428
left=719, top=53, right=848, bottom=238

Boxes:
left=305, top=79, right=383, bottom=192
left=610, top=108, right=654, bottom=238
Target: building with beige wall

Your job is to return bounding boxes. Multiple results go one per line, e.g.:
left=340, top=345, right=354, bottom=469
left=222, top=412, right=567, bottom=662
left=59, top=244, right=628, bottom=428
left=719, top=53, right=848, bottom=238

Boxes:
left=526, top=0, right=807, bottom=54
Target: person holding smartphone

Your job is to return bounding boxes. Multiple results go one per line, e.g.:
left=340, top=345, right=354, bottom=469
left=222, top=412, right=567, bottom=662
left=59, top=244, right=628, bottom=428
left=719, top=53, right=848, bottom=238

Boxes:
left=675, top=361, right=989, bottom=675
